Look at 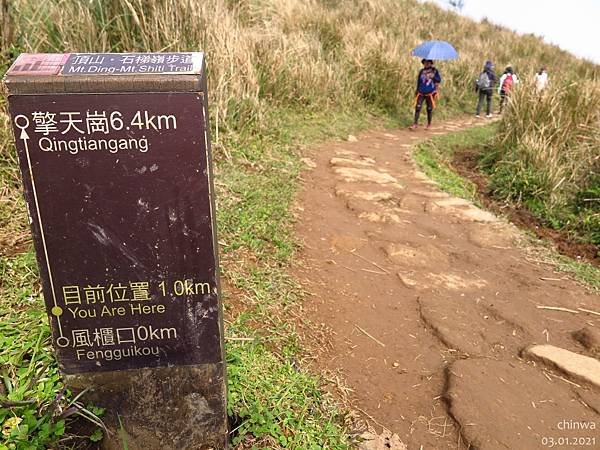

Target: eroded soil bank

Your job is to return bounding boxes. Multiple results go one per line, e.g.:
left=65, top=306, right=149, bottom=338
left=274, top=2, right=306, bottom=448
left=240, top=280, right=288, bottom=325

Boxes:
left=450, top=147, right=599, bottom=267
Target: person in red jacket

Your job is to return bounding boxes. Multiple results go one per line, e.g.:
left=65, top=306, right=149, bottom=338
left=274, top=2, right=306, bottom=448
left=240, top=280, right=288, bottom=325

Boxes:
left=498, top=66, right=519, bottom=113
left=410, top=59, right=441, bottom=130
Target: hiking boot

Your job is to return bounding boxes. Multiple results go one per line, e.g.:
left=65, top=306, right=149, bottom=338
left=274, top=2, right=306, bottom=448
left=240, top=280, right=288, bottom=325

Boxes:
left=426, top=124, right=432, bottom=130
left=409, top=124, right=418, bottom=130
left=475, top=114, right=481, bottom=118
left=486, top=114, right=493, bottom=118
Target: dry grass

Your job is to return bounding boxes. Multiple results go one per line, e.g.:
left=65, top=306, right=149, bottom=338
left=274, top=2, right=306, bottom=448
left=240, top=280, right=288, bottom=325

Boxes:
left=3, top=0, right=598, bottom=129
left=0, top=105, right=29, bottom=253
left=496, top=81, right=599, bottom=204
left=2, top=0, right=596, bottom=251
left=488, top=80, right=599, bottom=245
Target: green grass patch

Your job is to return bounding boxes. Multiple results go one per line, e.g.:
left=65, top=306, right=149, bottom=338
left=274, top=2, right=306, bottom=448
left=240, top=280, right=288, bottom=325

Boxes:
left=0, top=251, right=105, bottom=449
left=227, top=339, right=347, bottom=449
left=412, top=124, right=498, bottom=201
left=217, top=106, right=372, bottom=448
left=551, top=253, right=600, bottom=291
left=413, top=146, right=477, bottom=201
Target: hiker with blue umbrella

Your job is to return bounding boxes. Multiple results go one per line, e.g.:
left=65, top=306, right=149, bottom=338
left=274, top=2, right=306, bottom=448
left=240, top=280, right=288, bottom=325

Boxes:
left=409, top=41, right=458, bottom=130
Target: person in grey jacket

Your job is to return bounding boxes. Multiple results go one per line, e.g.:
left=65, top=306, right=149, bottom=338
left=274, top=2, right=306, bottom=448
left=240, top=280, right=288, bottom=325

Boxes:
left=475, top=60, right=497, bottom=118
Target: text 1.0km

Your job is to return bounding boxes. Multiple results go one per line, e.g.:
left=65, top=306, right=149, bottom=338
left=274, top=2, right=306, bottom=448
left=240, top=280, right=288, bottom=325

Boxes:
left=159, top=279, right=212, bottom=297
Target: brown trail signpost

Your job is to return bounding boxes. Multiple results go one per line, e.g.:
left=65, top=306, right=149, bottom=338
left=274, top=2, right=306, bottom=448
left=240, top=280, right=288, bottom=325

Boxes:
left=3, top=52, right=228, bottom=449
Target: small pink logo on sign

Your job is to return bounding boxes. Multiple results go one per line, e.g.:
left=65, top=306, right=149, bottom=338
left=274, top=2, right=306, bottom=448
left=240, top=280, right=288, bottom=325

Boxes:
left=8, top=54, right=71, bottom=76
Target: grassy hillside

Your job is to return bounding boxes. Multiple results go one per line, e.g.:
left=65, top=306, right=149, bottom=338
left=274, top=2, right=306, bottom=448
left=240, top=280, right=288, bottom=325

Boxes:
left=1, top=0, right=597, bottom=448
left=2, top=0, right=598, bottom=127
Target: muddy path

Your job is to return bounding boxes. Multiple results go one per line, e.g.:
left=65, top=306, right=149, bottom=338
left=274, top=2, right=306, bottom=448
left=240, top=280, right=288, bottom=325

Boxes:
left=293, top=118, right=600, bottom=449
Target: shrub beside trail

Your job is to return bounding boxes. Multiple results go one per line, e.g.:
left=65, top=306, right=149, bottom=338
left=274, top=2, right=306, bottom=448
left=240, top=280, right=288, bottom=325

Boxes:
left=485, top=80, right=600, bottom=249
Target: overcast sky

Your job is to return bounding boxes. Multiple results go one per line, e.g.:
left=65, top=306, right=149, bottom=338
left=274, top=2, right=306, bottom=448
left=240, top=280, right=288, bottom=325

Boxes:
left=424, top=0, right=600, bottom=64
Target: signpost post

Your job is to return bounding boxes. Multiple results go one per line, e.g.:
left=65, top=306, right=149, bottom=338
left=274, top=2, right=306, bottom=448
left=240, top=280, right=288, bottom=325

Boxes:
left=2, top=53, right=228, bottom=449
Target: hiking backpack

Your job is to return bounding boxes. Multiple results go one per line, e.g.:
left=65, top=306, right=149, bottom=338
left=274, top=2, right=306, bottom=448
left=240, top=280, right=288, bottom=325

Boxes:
left=501, top=74, right=514, bottom=92
left=477, top=71, right=491, bottom=90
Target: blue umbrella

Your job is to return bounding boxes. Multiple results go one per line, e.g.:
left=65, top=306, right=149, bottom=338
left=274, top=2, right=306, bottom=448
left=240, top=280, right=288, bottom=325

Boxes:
left=411, top=40, right=458, bottom=61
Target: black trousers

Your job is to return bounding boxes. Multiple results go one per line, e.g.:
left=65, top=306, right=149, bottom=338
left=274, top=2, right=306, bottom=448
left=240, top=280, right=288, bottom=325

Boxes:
left=414, top=93, right=434, bottom=125
left=499, top=89, right=508, bottom=112
left=476, top=89, right=492, bottom=115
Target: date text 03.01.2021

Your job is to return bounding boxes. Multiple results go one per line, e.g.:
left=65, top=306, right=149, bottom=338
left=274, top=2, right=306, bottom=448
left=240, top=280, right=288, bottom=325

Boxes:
left=541, top=436, right=596, bottom=447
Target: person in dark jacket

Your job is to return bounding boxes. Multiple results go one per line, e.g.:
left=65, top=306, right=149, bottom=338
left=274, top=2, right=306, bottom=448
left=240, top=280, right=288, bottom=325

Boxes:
left=410, top=59, right=441, bottom=130
left=475, top=60, right=496, bottom=118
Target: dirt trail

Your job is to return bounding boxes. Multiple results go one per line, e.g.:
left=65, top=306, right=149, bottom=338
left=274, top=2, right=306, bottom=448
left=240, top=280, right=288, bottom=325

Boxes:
left=293, top=118, right=600, bottom=449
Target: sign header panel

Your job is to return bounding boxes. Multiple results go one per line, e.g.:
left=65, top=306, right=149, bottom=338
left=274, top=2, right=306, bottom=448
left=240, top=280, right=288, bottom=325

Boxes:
left=6, top=52, right=204, bottom=77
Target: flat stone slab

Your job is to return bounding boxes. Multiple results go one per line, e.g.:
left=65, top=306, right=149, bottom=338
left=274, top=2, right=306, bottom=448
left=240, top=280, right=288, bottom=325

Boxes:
left=333, top=167, right=398, bottom=184
left=410, top=189, right=450, bottom=199
left=426, top=272, right=487, bottom=290
left=468, top=223, right=515, bottom=248
left=384, top=242, right=449, bottom=268
left=434, top=197, right=473, bottom=208
left=524, top=344, right=600, bottom=387
left=335, top=189, right=395, bottom=201
left=359, top=211, right=402, bottom=224
left=446, top=359, right=599, bottom=450
left=418, top=296, right=525, bottom=357
left=330, top=157, right=374, bottom=168
left=459, top=207, right=499, bottom=223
